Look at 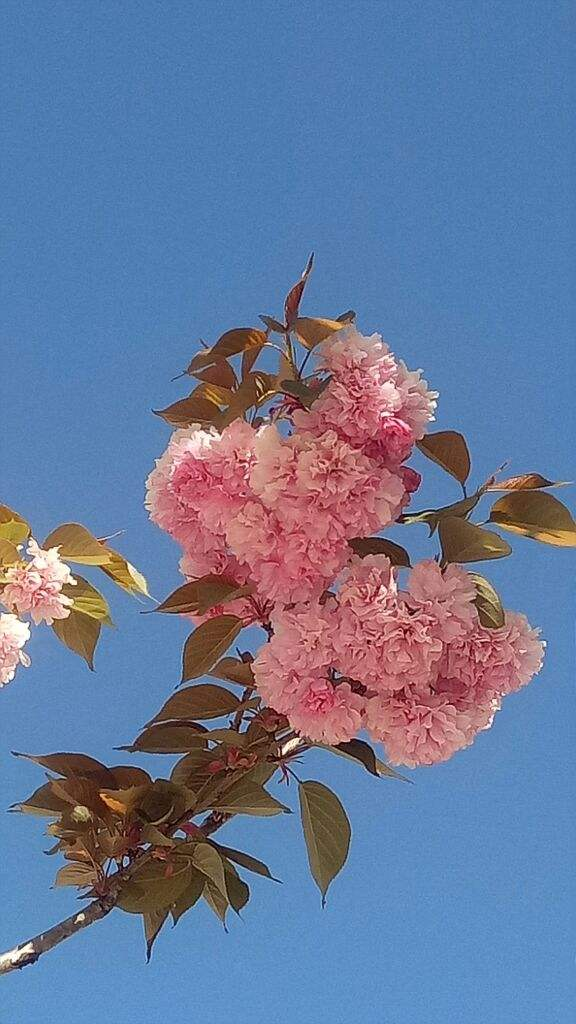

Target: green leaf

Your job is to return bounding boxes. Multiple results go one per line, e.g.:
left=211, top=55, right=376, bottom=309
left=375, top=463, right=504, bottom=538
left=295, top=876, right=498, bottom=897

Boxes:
left=211, top=777, right=291, bottom=817
left=120, top=723, right=209, bottom=754
left=64, top=576, right=113, bottom=625
left=348, top=536, right=411, bottom=567
left=212, top=843, right=280, bottom=882
left=401, top=493, right=481, bottom=534
left=202, top=880, right=229, bottom=925
left=171, top=867, right=205, bottom=924
left=0, top=504, right=31, bottom=545
left=439, top=517, right=511, bottom=564
left=0, top=538, right=20, bottom=565
left=318, top=739, right=409, bottom=782
left=99, top=547, right=150, bottom=597
left=54, top=864, right=97, bottom=888
left=170, top=748, right=216, bottom=789
left=181, top=616, right=244, bottom=682
left=143, top=909, right=169, bottom=962
left=489, top=491, right=576, bottom=547
left=485, top=473, right=570, bottom=492
left=294, top=317, right=345, bottom=350
left=298, top=781, right=351, bottom=905
left=189, top=843, right=229, bottom=898
left=52, top=610, right=101, bottom=669
left=117, top=859, right=192, bottom=914
left=151, top=683, right=240, bottom=723
left=43, top=523, right=112, bottom=565
left=223, top=863, right=250, bottom=914
left=417, top=431, right=471, bottom=485
left=468, top=572, right=505, bottom=629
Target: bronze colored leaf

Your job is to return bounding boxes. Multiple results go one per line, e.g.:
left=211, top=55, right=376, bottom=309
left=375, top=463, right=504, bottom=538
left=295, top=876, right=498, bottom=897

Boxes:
left=117, top=858, right=192, bottom=914
left=259, top=314, right=286, bottom=334
left=317, top=739, right=408, bottom=782
left=294, top=317, right=346, bottom=350
left=43, top=523, right=112, bottom=565
left=153, top=389, right=222, bottom=427
left=137, top=780, right=195, bottom=825
left=12, top=751, right=116, bottom=786
left=417, top=431, right=471, bottom=485
left=171, top=866, right=205, bottom=924
left=154, top=575, right=253, bottom=616
left=489, top=491, right=576, bottom=547
left=202, top=880, right=229, bottom=925
left=52, top=610, right=101, bottom=669
left=439, top=517, right=512, bottom=563
left=0, top=538, right=20, bottom=565
left=213, top=843, right=280, bottom=882
left=485, top=473, right=570, bottom=492
left=170, top=748, right=216, bottom=789
left=241, top=345, right=261, bottom=379
left=109, top=766, right=152, bottom=788
left=298, top=780, right=351, bottom=905
left=181, top=616, right=244, bottom=682
left=189, top=328, right=267, bottom=372
left=64, top=576, right=113, bottom=625
left=98, top=785, right=150, bottom=816
left=284, top=253, right=314, bottom=328
left=99, top=547, right=150, bottom=598
left=192, top=360, right=237, bottom=390
left=0, top=504, right=31, bottom=545
left=120, top=722, right=209, bottom=754
left=54, top=863, right=97, bottom=888
left=400, top=493, right=481, bottom=534
left=151, top=682, right=240, bottom=723
left=279, top=377, right=329, bottom=409
left=348, top=536, right=411, bottom=567
left=11, top=781, right=70, bottom=817
left=211, top=777, right=290, bottom=816
left=143, top=909, right=169, bottom=962
left=468, top=572, right=505, bottom=629
left=336, top=310, right=356, bottom=323
left=210, top=657, right=255, bottom=688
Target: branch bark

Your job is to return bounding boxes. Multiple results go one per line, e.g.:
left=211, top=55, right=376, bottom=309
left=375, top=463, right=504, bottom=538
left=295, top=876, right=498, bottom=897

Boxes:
left=0, top=810, right=228, bottom=977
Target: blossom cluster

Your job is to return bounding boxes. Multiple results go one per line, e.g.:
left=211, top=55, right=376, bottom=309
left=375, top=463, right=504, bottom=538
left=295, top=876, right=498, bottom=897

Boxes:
left=0, top=540, right=76, bottom=686
left=146, top=327, right=434, bottom=605
left=146, top=325, right=545, bottom=767
left=252, top=556, right=544, bottom=766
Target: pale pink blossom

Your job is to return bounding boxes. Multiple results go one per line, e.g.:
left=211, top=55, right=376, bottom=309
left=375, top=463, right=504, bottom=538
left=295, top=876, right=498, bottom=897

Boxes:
left=288, top=679, right=365, bottom=744
left=365, top=689, right=498, bottom=767
left=0, top=613, right=31, bottom=686
left=441, top=611, right=544, bottom=699
left=405, top=560, right=477, bottom=642
left=250, top=425, right=405, bottom=537
left=3, top=540, right=76, bottom=625
left=145, top=420, right=257, bottom=553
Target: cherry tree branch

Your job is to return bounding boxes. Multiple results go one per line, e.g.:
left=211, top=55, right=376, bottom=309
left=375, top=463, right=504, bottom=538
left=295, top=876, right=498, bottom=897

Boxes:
left=0, top=810, right=228, bottom=977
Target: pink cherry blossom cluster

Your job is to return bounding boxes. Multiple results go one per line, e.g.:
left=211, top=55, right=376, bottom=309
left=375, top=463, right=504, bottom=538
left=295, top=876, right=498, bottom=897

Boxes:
left=252, top=556, right=544, bottom=766
left=146, top=325, right=544, bottom=767
left=146, top=327, right=434, bottom=604
left=0, top=539, right=76, bottom=686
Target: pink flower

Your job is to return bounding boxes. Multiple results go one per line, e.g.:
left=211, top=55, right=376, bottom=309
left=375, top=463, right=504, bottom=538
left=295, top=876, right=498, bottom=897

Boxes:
left=3, top=540, right=76, bottom=625
left=405, top=560, right=477, bottom=642
left=288, top=680, right=365, bottom=744
left=365, top=689, right=498, bottom=767
left=364, top=417, right=415, bottom=468
left=333, top=556, right=442, bottom=691
left=0, top=613, right=31, bottom=686
left=441, top=611, right=545, bottom=699
left=145, top=420, right=257, bottom=552
left=250, top=425, right=405, bottom=537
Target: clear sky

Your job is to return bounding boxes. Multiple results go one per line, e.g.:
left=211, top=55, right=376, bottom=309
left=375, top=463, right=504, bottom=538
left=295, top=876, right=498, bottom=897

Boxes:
left=1, top=2, right=574, bottom=1022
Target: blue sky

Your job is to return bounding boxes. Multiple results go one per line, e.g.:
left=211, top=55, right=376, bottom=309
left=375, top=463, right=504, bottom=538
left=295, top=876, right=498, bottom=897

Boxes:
left=1, top=1, right=574, bottom=1021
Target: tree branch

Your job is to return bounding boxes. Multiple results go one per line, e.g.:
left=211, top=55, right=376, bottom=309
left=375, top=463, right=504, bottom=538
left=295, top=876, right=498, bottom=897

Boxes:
left=0, top=810, right=229, bottom=977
